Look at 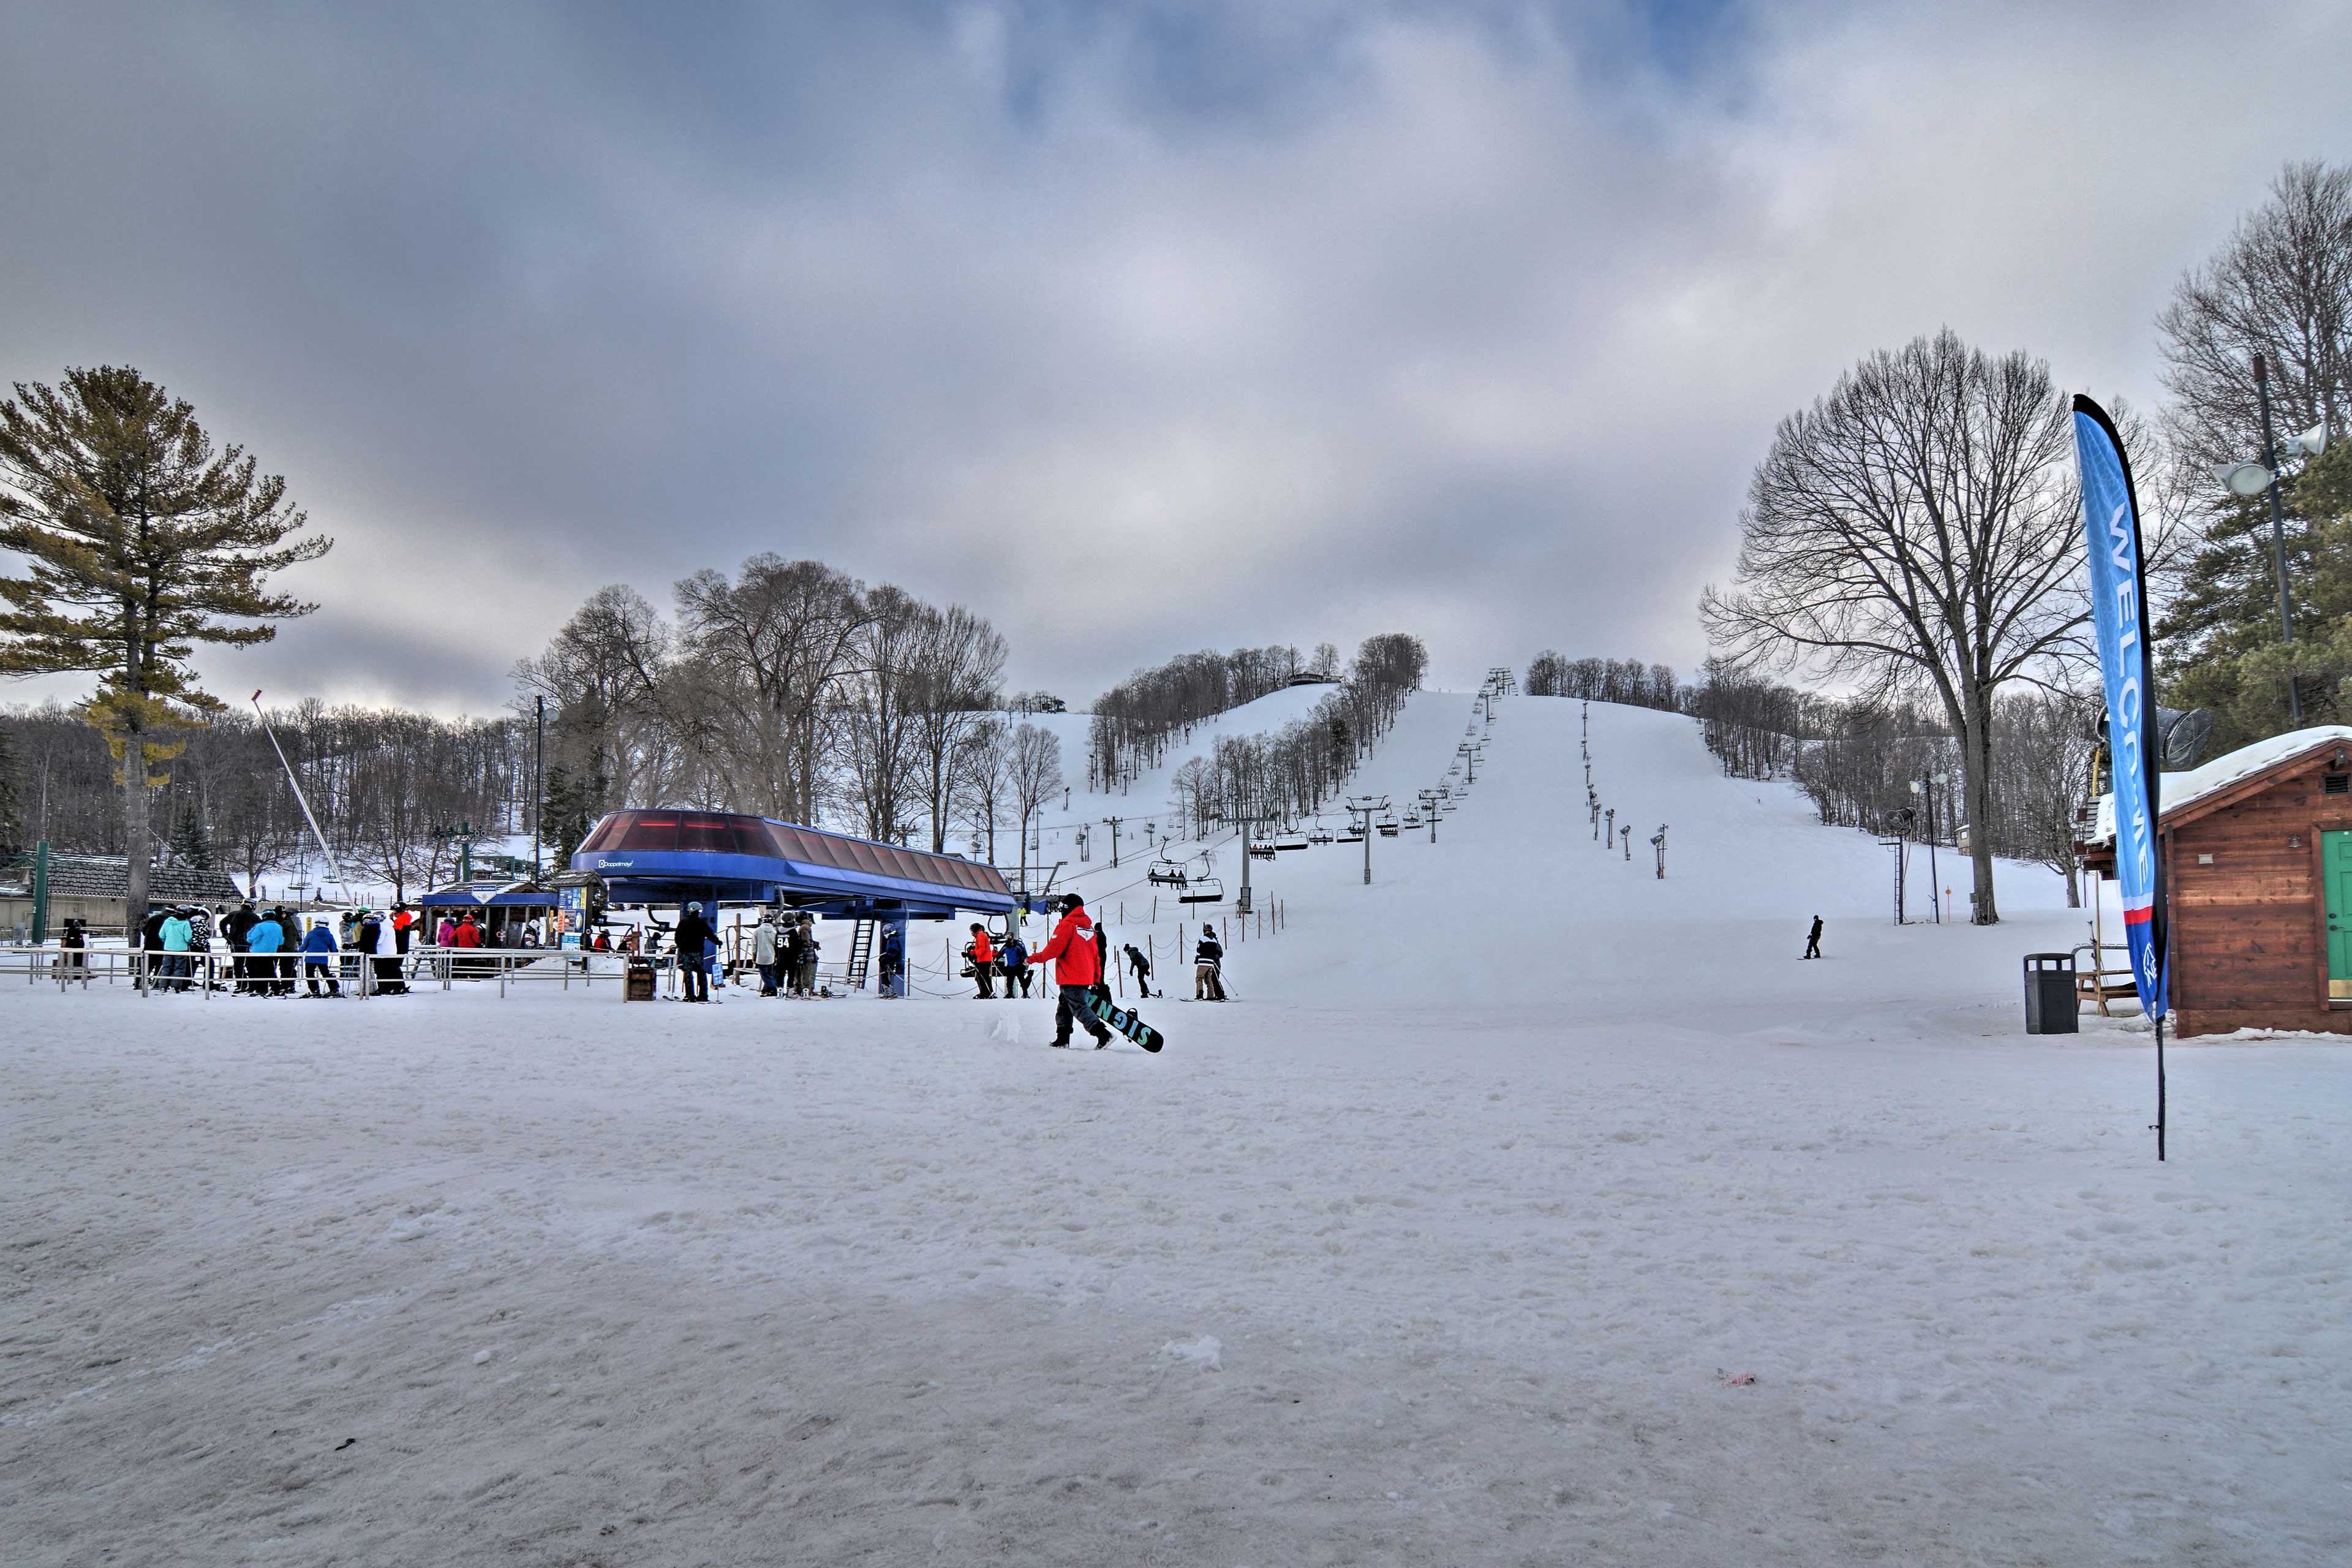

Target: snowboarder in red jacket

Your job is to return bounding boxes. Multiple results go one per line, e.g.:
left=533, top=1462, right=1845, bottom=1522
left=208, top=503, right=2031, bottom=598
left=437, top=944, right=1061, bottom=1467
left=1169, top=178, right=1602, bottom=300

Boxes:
left=1030, top=894, right=1112, bottom=1048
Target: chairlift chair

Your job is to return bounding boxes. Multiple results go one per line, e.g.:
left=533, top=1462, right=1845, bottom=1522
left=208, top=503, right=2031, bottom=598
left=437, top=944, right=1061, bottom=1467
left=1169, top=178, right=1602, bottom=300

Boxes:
left=1180, top=875, right=1225, bottom=905
left=1377, top=818, right=1400, bottom=837
left=1401, top=813, right=1422, bottom=829
left=1147, top=857, right=1189, bottom=888
left=1248, top=842, right=1276, bottom=861
left=1336, top=827, right=1365, bottom=844
left=1276, top=832, right=1308, bottom=852
left=1308, top=828, right=1334, bottom=845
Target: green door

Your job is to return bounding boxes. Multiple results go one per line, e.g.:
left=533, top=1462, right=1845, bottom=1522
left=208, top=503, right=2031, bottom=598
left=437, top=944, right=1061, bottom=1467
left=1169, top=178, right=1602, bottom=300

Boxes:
left=2325, top=831, right=2352, bottom=1000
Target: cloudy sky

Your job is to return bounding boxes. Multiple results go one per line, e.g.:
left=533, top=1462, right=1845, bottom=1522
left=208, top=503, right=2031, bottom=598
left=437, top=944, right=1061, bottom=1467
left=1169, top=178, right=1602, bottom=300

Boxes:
left=5, top=0, right=2350, bottom=715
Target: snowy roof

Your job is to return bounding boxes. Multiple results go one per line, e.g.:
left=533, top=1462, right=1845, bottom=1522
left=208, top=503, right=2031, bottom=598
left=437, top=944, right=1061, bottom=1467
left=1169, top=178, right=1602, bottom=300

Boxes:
left=2086, top=725, right=2352, bottom=845
left=0, top=853, right=243, bottom=903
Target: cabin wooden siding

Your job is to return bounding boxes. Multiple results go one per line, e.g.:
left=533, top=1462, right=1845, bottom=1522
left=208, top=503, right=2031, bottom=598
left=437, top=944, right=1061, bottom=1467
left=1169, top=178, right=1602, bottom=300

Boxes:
left=2166, top=761, right=2352, bottom=1039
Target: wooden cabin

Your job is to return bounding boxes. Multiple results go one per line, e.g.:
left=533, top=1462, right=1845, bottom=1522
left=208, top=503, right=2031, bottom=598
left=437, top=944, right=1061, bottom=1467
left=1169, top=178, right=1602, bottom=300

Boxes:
left=2083, top=726, right=2352, bottom=1038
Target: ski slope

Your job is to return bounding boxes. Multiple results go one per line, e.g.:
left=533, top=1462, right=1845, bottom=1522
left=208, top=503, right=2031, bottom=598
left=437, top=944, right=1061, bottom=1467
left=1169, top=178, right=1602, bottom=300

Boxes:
left=9, top=695, right=2350, bottom=1567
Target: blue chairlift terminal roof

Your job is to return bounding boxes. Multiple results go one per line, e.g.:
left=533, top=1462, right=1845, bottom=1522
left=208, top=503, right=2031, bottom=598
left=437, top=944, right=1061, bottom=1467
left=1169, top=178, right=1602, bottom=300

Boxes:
left=571, top=808, right=1016, bottom=920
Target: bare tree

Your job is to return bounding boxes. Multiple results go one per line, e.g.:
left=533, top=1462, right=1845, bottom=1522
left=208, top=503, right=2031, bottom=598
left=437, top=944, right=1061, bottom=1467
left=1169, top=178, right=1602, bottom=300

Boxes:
left=908, top=603, right=1007, bottom=851
left=674, top=557, right=869, bottom=822
left=841, top=584, right=927, bottom=842
left=1703, top=330, right=2100, bottom=924
left=950, top=715, right=1012, bottom=864
left=1007, top=722, right=1063, bottom=893
left=2158, top=159, right=2352, bottom=472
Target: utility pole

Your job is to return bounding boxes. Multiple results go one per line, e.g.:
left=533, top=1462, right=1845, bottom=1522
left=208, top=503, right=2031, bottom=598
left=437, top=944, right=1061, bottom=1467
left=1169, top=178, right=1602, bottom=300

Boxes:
left=533, top=695, right=545, bottom=880
left=2255, top=352, right=2303, bottom=724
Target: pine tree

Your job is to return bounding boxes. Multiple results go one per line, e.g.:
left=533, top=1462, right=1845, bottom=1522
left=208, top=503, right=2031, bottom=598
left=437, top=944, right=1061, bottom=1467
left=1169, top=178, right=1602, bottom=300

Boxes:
left=2158, top=443, right=2352, bottom=750
left=540, top=762, right=605, bottom=869
left=0, top=366, right=330, bottom=929
left=168, top=802, right=214, bottom=872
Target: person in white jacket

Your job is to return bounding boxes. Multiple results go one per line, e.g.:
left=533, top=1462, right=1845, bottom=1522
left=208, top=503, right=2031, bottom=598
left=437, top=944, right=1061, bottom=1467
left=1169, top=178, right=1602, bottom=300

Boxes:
left=753, top=913, right=780, bottom=995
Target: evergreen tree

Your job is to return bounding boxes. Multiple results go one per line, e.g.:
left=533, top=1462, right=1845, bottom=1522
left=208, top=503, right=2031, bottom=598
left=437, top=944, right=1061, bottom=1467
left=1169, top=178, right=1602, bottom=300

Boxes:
left=168, top=802, right=214, bottom=872
left=0, top=367, right=330, bottom=929
left=540, top=762, right=605, bottom=870
left=2159, top=443, right=2352, bottom=749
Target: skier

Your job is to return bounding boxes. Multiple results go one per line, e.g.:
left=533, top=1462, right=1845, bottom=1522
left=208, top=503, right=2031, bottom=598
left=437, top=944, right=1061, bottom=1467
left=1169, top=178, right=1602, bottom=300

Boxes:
left=246, top=908, right=287, bottom=996
left=1803, top=915, right=1823, bottom=960
left=1194, top=928, right=1226, bottom=1001
left=1031, top=893, right=1113, bottom=1049
left=1123, top=941, right=1157, bottom=998
left=967, top=922, right=996, bottom=998
left=223, top=899, right=257, bottom=993
left=159, top=907, right=194, bottom=992
left=301, top=916, right=341, bottom=997
left=675, top=901, right=715, bottom=1001
left=753, top=912, right=780, bottom=995
left=1001, top=931, right=1031, bottom=997
left=878, top=922, right=905, bottom=997
left=794, top=913, right=819, bottom=995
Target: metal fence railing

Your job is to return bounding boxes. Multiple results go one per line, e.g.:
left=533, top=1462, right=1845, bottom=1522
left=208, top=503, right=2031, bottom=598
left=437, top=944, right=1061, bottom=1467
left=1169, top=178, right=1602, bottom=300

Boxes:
left=0, top=944, right=693, bottom=999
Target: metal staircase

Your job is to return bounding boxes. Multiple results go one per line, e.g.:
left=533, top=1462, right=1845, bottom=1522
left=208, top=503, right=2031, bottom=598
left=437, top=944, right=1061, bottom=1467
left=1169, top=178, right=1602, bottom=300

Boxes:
left=845, top=919, right=875, bottom=990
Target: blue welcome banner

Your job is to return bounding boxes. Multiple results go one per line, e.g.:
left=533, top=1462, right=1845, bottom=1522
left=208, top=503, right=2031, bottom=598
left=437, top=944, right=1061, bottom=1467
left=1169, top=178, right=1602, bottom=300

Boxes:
left=2072, top=395, right=2166, bottom=1019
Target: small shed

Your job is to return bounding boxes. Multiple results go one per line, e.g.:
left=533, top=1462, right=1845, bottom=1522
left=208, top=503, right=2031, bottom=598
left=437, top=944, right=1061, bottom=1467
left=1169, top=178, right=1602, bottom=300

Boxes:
left=0, top=853, right=245, bottom=937
left=2083, top=725, right=2352, bottom=1038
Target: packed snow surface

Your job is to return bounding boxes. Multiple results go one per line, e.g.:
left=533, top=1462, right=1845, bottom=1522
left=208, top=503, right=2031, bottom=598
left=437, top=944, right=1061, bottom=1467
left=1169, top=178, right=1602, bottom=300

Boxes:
left=7, top=695, right=2349, bottom=1566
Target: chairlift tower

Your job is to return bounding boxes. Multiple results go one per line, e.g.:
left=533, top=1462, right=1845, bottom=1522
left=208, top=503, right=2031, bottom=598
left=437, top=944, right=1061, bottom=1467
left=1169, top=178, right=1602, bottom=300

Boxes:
left=1344, top=794, right=1389, bottom=886
left=1417, top=788, right=1443, bottom=842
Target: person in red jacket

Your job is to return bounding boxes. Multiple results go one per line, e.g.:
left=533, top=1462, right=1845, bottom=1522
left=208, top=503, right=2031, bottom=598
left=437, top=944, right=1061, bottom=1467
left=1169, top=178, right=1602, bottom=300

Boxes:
left=1030, top=893, right=1112, bottom=1049
left=967, top=922, right=996, bottom=999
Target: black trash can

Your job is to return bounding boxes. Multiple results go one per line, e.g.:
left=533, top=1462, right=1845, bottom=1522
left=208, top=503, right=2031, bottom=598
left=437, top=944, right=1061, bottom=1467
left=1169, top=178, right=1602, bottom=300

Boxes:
left=2023, top=952, right=2078, bottom=1034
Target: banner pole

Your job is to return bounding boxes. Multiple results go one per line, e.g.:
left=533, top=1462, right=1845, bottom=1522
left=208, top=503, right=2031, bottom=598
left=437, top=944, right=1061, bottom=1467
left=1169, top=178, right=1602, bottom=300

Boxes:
left=2155, top=1012, right=2167, bottom=1163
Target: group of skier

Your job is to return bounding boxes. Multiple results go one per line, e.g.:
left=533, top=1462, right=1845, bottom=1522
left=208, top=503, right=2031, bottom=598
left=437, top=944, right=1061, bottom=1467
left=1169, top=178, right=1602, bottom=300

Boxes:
left=121, top=900, right=420, bottom=995
left=748, top=910, right=824, bottom=998
left=961, top=901, right=1227, bottom=1008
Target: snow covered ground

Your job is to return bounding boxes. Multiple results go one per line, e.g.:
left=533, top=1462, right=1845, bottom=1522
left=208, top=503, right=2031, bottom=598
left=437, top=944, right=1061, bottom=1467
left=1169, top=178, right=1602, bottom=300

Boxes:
left=7, top=694, right=2349, bottom=1565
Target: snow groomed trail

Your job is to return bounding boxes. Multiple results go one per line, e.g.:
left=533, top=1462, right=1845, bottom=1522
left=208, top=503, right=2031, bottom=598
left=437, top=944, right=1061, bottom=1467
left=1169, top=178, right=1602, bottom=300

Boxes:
left=6, top=694, right=2350, bottom=1566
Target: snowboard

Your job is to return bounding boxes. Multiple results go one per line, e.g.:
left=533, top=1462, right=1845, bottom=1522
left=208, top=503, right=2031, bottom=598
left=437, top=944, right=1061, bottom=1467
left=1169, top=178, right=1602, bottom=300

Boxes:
left=1087, top=987, right=1164, bottom=1053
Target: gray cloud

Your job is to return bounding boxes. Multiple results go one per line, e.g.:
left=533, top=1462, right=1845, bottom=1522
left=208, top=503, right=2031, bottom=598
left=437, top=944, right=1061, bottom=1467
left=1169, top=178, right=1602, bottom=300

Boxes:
left=5, top=0, right=2350, bottom=713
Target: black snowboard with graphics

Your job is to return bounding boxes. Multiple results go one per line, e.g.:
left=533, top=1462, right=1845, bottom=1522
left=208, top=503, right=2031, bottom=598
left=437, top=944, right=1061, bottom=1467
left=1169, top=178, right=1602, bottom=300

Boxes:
left=1087, top=986, right=1164, bottom=1053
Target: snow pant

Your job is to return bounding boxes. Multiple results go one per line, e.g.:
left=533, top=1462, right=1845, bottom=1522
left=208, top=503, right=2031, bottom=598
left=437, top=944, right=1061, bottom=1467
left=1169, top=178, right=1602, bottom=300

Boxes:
left=1803, top=937, right=1820, bottom=959
left=1008, top=966, right=1031, bottom=997
left=797, top=958, right=816, bottom=993
left=684, top=960, right=709, bottom=1001
left=305, top=961, right=339, bottom=997
left=1129, top=961, right=1150, bottom=995
left=758, top=961, right=779, bottom=994
left=975, top=963, right=994, bottom=998
left=1196, top=963, right=1225, bottom=1000
left=374, top=956, right=404, bottom=993
left=1054, top=982, right=1112, bottom=1044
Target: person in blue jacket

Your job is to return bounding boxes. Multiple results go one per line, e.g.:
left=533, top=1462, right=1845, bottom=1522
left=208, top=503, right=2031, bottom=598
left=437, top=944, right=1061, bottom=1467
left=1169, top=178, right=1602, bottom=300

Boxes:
left=245, top=909, right=287, bottom=997
left=301, top=918, right=341, bottom=997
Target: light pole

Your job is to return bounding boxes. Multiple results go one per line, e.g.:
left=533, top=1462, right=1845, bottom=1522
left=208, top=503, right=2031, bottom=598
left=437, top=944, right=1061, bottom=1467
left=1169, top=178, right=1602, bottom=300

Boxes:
left=1909, top=774, right=1948, bottom=922
left=2214, top=353, right=2330, bottom=725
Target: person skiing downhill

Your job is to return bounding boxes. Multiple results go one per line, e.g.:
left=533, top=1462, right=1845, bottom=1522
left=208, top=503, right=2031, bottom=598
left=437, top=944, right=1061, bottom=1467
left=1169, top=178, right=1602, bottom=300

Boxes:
left=1031, top=893, right=1113, bottom=1049
left=1802, top=916, right=1823, bottom=960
